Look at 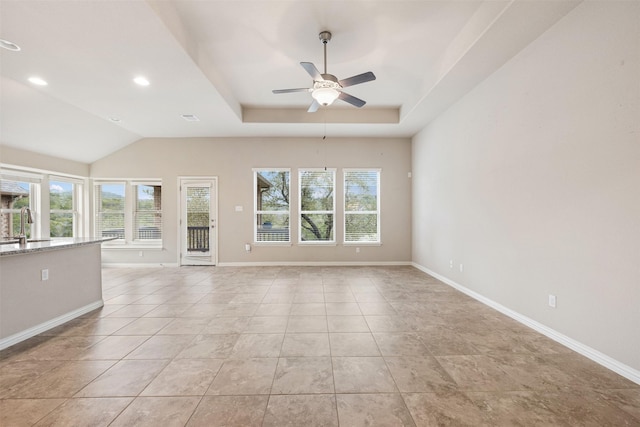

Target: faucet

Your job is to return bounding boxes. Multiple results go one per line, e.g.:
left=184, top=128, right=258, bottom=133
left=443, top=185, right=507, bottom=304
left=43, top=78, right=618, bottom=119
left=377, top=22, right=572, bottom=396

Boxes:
left=18, top=206, right=33, bottom=246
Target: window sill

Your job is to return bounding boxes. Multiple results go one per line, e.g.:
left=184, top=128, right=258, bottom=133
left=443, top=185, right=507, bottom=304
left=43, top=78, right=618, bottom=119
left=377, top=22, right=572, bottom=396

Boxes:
left=253, top=242, right=293, bottom=247
left=102, top=244, right=163, bottom=250
left=343, top=242, right=382, bottom=246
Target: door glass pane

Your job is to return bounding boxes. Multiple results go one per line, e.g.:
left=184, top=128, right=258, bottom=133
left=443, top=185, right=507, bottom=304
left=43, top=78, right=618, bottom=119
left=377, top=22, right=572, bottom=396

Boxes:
left=187, top=186, right=210, bottom=252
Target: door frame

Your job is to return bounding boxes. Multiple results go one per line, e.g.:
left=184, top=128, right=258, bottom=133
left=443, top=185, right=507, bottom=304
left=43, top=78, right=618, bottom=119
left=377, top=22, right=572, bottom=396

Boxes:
left=177, top=176, right=218, bottom=266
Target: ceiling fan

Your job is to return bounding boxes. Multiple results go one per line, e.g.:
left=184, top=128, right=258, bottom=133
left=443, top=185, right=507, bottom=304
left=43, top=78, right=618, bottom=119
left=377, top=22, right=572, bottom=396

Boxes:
left=272, top=31, right=376, bottom=113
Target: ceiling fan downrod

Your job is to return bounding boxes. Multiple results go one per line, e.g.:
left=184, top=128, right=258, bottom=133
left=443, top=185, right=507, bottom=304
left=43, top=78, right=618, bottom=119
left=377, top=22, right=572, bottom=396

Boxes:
left=319, top=31, right=331, bottom=75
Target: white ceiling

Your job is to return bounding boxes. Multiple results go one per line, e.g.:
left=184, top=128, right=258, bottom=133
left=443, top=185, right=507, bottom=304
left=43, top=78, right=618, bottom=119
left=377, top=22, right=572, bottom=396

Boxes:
left=0, top=0, right=581, bottom=163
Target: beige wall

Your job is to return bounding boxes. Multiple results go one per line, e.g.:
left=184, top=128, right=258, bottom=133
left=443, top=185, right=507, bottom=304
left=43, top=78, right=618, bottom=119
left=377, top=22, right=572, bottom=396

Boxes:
left=1, top=146, right=89, bottom=177
left=412, top=1, right=640, bottom=372
left=91, top=137, right=412, bottom=265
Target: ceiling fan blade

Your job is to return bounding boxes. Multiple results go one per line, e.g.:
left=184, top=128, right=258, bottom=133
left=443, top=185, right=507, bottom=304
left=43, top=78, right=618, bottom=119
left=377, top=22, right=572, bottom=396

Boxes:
left=338, top=91, right=366, bottom=108
left=307, top=99, right=320, bottom=113
left=339, top=71, right=376, bottom=88
left=300, top=62, right=323, bottom=81
left=272, top=88, right=311, bottom=94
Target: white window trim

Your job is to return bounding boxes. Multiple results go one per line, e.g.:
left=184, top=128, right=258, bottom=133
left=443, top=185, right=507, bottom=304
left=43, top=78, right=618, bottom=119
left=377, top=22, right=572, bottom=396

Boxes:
left=343, top=168, right=381, bottom=245
left=0, top=171, right=42, bottom=239
left=0, top=168, right=43, bottom=183
left=93, top=179, right=163, bottom=248
left=132, top=181, right=163, bottom=244
left=94, top=181, right=127, bottom=244
left=299, top=168, right=336, bottom=245
left=2, top=166, right=89, bottom=239
left=253, top=168, right=291, bottom=246
left=49, top=176, right=83, bottom=238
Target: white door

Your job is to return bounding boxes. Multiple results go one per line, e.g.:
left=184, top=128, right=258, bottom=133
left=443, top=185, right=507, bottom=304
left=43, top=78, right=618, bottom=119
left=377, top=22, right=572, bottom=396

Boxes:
left=179, top=178, right=217, bottom=266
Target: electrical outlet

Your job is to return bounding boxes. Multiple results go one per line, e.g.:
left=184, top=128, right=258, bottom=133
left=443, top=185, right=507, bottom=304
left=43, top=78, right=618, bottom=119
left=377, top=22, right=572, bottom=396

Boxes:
left=459, top=263, right=464, bottom=272
left=356, top=247, right=360, bottom=253
left=449, top=260, right=453, bottom=269
left=139, top=251, right=143, bottom=257
left=548, top=294, right=557, bottom=308
left=41, top=269, right=49, bottom=281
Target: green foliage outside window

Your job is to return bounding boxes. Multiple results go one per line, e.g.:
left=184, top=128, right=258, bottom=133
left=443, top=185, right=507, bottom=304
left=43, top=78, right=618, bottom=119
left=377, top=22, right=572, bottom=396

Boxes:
left=50, top=186, right=73, bottom=237
left=300, top=170, right=334, bottom=242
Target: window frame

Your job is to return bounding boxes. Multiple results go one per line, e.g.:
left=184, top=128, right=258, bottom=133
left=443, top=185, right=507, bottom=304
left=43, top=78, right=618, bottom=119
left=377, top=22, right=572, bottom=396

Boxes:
left=94, top=181, right=126, bottom=242
left=0, top=170, right=42, bottom=239
left=298, top=168, right=336, bottom=245
left=132, top=182, right=163, bottom=243
left=343, top=168, right=381, bottom=245
left=253, top=168, right=291, bottom=245
left=93, top=179, right=162, bottom=248
left=49, top=176, right=83, bottom=238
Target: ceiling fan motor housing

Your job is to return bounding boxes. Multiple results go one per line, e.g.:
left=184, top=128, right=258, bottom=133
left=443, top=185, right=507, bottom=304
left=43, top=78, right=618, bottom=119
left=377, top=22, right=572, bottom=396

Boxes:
left=320, top=74, right=339, bottom=83
left=319, top=31, right=332, bottom=44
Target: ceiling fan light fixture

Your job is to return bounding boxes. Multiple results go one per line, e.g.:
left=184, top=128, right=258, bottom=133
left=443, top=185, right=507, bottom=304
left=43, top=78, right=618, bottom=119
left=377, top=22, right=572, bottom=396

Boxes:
left=312, top=87, right=339, bottom=106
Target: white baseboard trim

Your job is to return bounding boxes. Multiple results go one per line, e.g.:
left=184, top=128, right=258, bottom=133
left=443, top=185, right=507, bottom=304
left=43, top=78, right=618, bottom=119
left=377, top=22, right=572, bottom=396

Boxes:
left=103, top=261, right=412, bottom=268
left=217, top=261, right=412, bottom=267
left=0, top=300, right=104, bottom=351
left=102, top=263, right=179, bottom=268
left=411, top=262, right=640, bottom=386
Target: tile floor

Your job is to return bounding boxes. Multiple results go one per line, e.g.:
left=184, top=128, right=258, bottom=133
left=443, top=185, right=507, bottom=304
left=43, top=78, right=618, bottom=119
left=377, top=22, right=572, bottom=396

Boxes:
left=1, top=266, right=639, bottom=426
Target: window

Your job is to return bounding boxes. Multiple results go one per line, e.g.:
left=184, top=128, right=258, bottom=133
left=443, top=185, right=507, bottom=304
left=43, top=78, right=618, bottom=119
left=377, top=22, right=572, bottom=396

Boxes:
left=299, top=169, right=335, bottom=243
left=95, top=183, right=125, bottom=240
left=49, top=178, right=82, bottom=238
left=0, top=174, right=41, bottom=239
left=133, top=183, right=162, bottom=241
left=254, top=169, right=290, bottom=243
left=344, top=169, right=380, bottom=243
left=94, top=180, right=162, bottom=246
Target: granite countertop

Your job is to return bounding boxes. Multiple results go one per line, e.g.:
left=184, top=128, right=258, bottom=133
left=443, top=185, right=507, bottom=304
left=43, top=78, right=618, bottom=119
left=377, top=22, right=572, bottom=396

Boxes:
left=0, top=237, right=117, bottom=257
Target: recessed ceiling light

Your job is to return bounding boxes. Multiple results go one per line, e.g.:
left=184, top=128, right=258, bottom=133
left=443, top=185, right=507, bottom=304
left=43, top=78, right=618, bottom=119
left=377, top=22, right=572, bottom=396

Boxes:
left=133, top=76, right=150, bottom=86
left=109, top=117, right=122, bottom=123
left=0, top=39, right=21, bottom=51
left=28, top=76, right=48, bottom=86
left=181, top=114, right=200, bottom=122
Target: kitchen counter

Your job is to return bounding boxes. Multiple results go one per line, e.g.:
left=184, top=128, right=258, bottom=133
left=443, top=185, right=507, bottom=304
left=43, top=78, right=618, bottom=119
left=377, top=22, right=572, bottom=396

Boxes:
left=1, top=237, right=113, bottom=350
left=0, top=236, right=116, bottom=257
